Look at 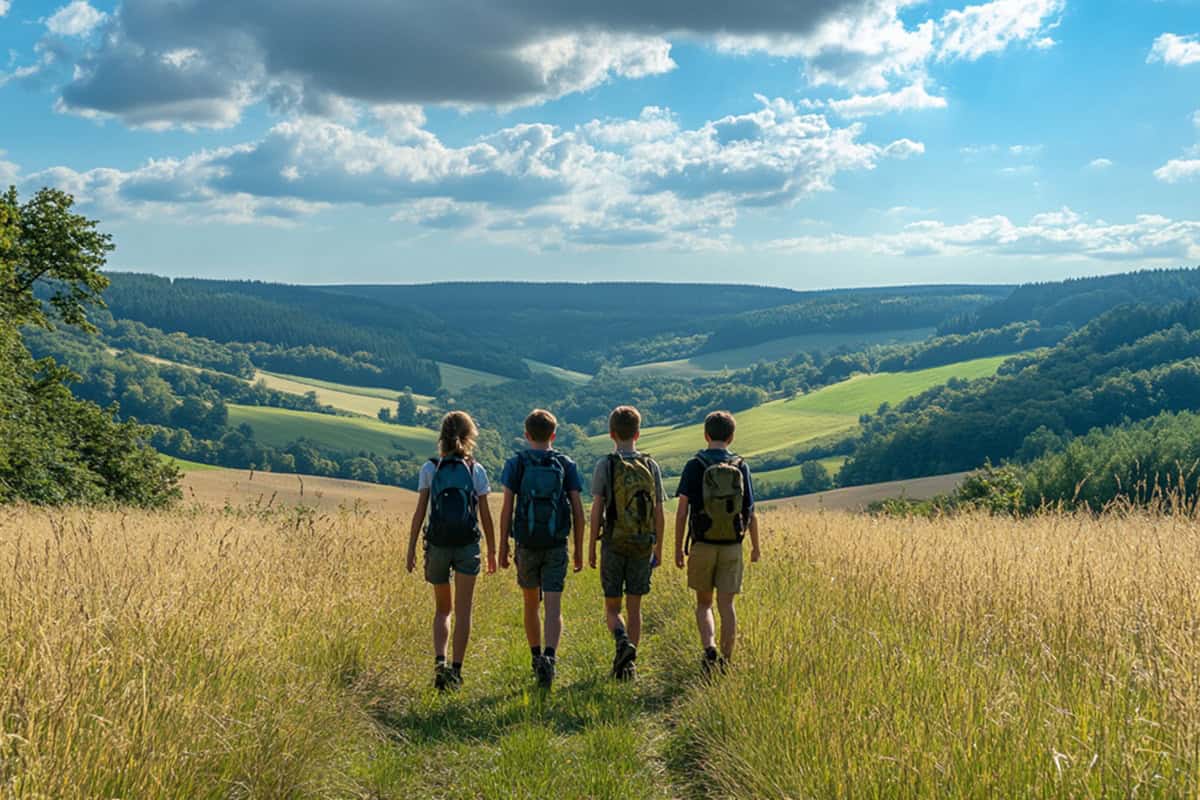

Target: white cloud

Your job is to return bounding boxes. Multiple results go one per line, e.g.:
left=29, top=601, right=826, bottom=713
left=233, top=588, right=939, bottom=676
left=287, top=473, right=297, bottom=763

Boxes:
left=17, top=97, right=919, bottom=250
left=1088, top=158, right=1114, bottom=170
left=46, top=1, right=105, bottom=37
left=765, top=207, right=1200, bottom=262
left=1148, top=33, right=1200, bottom=67
left=1155, top=159, right=1200, bottom=184
left=828, top=82, right=947, bottom=117
left=0, top=1, right=10, bottom=18
left=937, top=0, right=1064, bottom=61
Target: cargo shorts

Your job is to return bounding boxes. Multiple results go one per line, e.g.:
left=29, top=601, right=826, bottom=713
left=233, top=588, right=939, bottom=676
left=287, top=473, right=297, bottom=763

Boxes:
left=515, top=543, right=569, bottom=593
left=686, top=541, right=744, bottom=594
left=600, top=542, right=653, bottom=598
left=424, top=541, right=482, bottom=585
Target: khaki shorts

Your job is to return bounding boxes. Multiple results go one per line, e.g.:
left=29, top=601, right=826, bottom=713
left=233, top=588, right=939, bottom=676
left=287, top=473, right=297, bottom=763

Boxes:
left=687, top=541, right=744, bottom=594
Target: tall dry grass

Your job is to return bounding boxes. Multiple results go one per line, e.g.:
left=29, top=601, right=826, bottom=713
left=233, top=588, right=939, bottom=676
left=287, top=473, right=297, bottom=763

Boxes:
left=3, top=503, right=1200, bottom=797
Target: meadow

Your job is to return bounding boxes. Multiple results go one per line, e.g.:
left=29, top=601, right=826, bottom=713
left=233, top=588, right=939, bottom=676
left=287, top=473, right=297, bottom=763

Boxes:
left=3, top=503, right=1198, bottom=798
left=607, top=354, right=1012, bottom=460
left=227, top=404, right=436, bottom=455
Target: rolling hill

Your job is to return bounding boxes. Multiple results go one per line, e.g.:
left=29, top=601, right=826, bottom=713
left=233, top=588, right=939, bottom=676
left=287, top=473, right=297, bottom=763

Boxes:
left=621, top=328, right=935, bottom=378
left=601, top=355, right=1012, bottom=461
left=227, top=405, right=436, bottom=456
left=178, top=464, right=419, bottom=514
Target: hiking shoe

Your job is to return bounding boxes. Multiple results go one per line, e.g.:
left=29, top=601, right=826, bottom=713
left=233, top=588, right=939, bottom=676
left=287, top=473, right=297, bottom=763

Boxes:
left=616, top=661, right=637, bottom=682
left=535, top=655, right=556, bottom=689
left=700, top=651, right=720, bottom=678
left=446, top=668, right=463, bottom=691
left=612, top=638, right=637, bottom=678
left=434, top=663, right=452, bottom=691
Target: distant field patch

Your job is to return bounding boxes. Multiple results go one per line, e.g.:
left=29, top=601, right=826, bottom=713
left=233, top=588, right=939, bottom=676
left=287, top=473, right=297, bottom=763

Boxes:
left=755, top=456, right=847, bottom=488
left=437, top=362, right=508, bottom=393
left=609, top=354, right=1011, bottom=460
left=255, top=371, right=435, bottom=417
left=180, top=465, right=418, bottom=514
left=523, top=358, right=591, bottom=385
left=160, top=455, right=221, bottom=472
left=227, top=404, right=436, bottom=457
left=621, top=328, right=935, bottom=378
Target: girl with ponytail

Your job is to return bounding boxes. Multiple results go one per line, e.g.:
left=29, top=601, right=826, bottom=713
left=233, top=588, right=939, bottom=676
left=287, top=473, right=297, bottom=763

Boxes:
left=406, top=410, right=496, bottom=690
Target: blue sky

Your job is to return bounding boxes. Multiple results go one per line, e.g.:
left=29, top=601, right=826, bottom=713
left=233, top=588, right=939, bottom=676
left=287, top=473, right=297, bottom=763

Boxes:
left=1, top=0, right=1198, bottom=289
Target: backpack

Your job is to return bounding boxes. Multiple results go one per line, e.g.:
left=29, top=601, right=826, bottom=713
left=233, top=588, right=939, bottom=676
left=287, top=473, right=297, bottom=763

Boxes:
left=512, top=450, right=572, bottom=549
left=425, top=457, right=479, bottom=547
left=604, top=453, right=657, bottom=558
left=691, top=451, right=746, bottom=546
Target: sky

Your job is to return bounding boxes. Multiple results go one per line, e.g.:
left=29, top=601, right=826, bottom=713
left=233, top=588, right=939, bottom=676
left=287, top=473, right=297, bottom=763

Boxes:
left=1, top=0, right=1198, bottom=290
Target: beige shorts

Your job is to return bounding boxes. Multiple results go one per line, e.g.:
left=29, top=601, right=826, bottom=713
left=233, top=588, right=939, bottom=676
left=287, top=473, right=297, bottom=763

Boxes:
left=687, top=541, right=744, bottom=594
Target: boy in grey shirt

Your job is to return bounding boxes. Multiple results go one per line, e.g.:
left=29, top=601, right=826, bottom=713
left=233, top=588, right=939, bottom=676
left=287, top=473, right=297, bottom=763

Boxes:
left=588, top=405, right=666, bottom=680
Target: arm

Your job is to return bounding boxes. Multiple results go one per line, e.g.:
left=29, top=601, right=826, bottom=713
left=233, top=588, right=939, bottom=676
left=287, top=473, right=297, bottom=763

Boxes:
left=588, top=493, right=604, bottom=569
left=499, top=488, right=514, bottom=569
left=570, top=491, right=585, bottom=572
left=748, top=512, right=760, bottom=563
left=478, top=494, right=497, bottom=574
left=674, top=496, right=689, bottom=569
left=406, top=489, right=430, bottom=572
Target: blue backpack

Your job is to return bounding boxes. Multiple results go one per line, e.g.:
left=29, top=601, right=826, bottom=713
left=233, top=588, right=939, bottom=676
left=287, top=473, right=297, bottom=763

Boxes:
left=512, top=450, right=572, bottom=549
left=425, top=457, right=479, bottom=547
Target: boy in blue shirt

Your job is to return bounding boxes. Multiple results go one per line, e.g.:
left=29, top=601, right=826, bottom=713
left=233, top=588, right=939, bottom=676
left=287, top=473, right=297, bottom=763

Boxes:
left=674, top=410, right=760, bottom=674
left=499, top=408, right=585, bottom=688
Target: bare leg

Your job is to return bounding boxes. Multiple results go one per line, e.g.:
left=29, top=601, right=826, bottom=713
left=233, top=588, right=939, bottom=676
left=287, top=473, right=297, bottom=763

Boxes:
left=451, top=572, right=477, bottom=663
left=695, top=590, right=716, bottom=651
left=543, top=591, right=563, bottom=652
left=432, top=583, right=452, bottom=659
left=625, top=594, right=643, bottom=647
left=521, top=587, right=542, bottom=649
left=604, top=596, right=625, bottom=636
left=717, top=591, right=737, bottom=660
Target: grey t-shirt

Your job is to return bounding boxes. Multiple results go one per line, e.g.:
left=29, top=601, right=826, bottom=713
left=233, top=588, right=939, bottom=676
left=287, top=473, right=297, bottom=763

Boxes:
left=592, top=450, right=667, bottom=529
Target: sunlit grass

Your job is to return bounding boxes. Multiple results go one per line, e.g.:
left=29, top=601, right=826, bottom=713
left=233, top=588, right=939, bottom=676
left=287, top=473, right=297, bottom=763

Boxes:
left=3, top=504, right=1199, bottom=797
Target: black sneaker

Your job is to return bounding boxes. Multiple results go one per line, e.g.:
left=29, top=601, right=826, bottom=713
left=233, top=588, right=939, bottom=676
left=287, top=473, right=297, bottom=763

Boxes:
left=446, top=669, right=463, bottom=691
left=535, top=655, right=556, bottom=689
left=612, top=638, right=637, bottom=678
left=700, top=650, right=720, bottom=678
left=434, top=663, right=452, bottom=691
left=616, top=660, right=637, bottom=682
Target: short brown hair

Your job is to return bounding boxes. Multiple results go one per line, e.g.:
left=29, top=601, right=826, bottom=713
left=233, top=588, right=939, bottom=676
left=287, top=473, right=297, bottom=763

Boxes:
left=525, top=408, right=558, bottom=443
left=439, top=411, right=478, bottom=457
left=609, top=405, right=641, bottom=441
left=704, top=410, right=736, bottom=442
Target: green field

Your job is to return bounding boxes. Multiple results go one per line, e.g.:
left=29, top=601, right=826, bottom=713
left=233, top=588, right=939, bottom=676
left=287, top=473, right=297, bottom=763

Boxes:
left=621, top=328, right=936, bottom=379
left=755, top=456, right=847, bottom=487
left=255, top=371, right=436, bottom=417
left=437, top=361, right=509, bottom=393
left=606, top=355, right=1011, bottom=460
left=159, top=454, right=221, bottom=472
left=524, top=358, right=592, bottom=385
left=227, top=404, right=436, bottom=456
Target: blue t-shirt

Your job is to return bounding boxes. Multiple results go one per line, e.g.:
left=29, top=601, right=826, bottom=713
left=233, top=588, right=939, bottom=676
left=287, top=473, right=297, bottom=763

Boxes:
left=675, top=449, right=755, bottom=525
left=501, top=449, right=583, bottom=495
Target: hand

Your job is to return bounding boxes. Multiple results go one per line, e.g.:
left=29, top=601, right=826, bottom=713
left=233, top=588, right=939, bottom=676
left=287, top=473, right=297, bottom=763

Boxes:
left=573, top=554, right=584, bottom=573
left=588, top=548, right=597, bottom=569
left=406, top=550, right=416, bottom=573
left=499, top=545, right=510, bottom=570
left=674, top=550, right=685, bottom=569
left=486, top=549, right=497, bottom=575
left=651, top=551, right=661, bottom=569
left=750, top=545, right=761, bottom=564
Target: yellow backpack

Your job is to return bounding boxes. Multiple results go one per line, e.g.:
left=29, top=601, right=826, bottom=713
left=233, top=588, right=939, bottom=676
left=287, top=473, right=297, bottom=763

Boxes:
left=696, top=452, right=746, bottom=544
left=604, top=454, right=657, bottom=558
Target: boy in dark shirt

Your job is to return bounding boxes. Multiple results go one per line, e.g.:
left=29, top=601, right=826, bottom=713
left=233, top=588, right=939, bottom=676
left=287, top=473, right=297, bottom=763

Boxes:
left=673, top=410, right=760, bottom=673
left=499, top=409, right=585, bottom=688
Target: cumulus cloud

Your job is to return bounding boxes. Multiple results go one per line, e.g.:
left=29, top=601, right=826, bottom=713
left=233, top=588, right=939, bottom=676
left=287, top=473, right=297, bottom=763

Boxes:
left=937, top=0, right=1065, bottom=61
left=1148, top=33, right=1200, bottom=67
left=828, top=82, right=947, bottom=117
left=45, top=1, right=106, bottom=37
left=1088, top=158, right=1113, bottom=169
left=765, top=207, right=1200, bottom=262
left=1155, top=159, right=1200, bottom=184
left=17, top=97, right=921, bottom=249
left=49, top=0, right=1067, bottom=128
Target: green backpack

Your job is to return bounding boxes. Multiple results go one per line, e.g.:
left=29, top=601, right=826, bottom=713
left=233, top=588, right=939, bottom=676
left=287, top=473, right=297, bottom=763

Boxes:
left=604, top=454, right=657, bottom=558
left=695, top=452, right=746, bottom=545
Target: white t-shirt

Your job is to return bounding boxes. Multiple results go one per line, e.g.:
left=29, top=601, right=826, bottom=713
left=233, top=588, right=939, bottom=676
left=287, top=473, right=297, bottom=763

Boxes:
left=418, top=459, right=491, bottom=495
